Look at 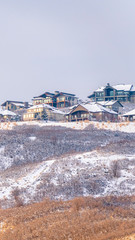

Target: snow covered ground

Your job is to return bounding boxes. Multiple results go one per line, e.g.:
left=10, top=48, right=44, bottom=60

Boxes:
left=0, top=150, right=134, bottom=208
left=0, top=122, right=134, bottom=208
left=18, top=120, right=135, bottom=133
left=0, top=120, right=135, bottom=133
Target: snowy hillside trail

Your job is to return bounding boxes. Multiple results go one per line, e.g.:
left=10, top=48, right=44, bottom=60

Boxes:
left=0, top=123, right=134, bottom=208
left=0, top=150, right=135, bottom=208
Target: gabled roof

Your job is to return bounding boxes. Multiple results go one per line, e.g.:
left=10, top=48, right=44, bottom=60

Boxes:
left=113, top=84, right=133, bottom=91
left=28, top=104, right=65, bottom=115
left=54, top=91, right=76, bottom=98
left=97, top=100, right=123, bottom=107
left=1, top=100, right=25, bottom=107
left=123, top=109, right=135, bottom=116
left=88, top=84, right=134, bottom=98
left=33, top=92, right=55, bottom=99
left=68, top=103, right=118, bottom=115
left=33, top=91, right=76, bottom=99
left=95, top=86, right=105, bottom=92
left=83, top=103, right=118, bottom=114
left=0, top=110, right=16, bottom=116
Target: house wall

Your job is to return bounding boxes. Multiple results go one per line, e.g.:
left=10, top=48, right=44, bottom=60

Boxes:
left=130, top=93, right=135, bottom=103
left=68, top=111, right=89, bottom=121
left=56, top=96, right=78, bottom=108
left=33, top=97, right=54, bottom=106
left=89, top=85, right=135, bottom=104
left=23, top=107, right=65, bottom=122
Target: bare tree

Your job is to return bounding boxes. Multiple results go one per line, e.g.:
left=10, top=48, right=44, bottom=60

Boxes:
left=111, top=160, right=121, bottom=178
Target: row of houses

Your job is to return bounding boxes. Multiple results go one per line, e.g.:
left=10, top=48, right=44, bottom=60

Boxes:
left=1, top=84, right=135, bottom=122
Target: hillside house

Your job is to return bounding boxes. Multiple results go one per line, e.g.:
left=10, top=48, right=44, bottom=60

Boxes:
left=32, top=92, right=55, bottom=106
left=123, top=109, right=135, bottom=121
left=54, top=91, right=78, bottom=108
left=32, top=91, right=78, bottom=108
left=66, top=103, right=118, bottom=122
left=1, top=101, right=30, bottom=111
left=97, top=100, right=123, bottom=113
left=23, top=104, right=65, bottom=122
left=88, top=83, right=135, bottom=103
left=0, top=110, right=17, bottom=121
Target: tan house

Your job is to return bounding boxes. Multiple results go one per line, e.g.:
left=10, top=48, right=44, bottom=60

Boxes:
left=23, top=104, right=65, bottom=121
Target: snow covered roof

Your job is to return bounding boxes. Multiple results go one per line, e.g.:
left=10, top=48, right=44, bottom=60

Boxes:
left=123, top=109, right=135, bottom=116
left=68, top=103, right=118, bottom=115
left=97, top=100, right=123, bottom=107
left=94, top=84, right=133, bottom=93
left=0, top=110, right=16, bottom=116
left=113, top=84, right=133, bottom=91
left=131, top=86, right=135, bottom=92
left=61, top=105, right=78, bottom=114
left=29, top=104, right=53, bottom=110
left=28, top=104, right=65, bottom=115
left=32, top=97, right=45, bottom=100
left=95, top=86, right=105, bottom=92
left=83, top=103, right=118, bottom=115
left=12, top=103, right=25, bottom=107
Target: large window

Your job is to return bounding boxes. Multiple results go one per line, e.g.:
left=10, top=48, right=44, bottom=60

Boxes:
left=110, top=90, right=114, bottom=96
left=117, top=91, right=124, bottom=95
left=96, top=92, right=104, bottom=97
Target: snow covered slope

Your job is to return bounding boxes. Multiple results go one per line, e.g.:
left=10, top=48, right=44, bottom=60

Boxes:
left=0, top=150, right=135, bottom=208
left=0, top=124, right=134, bottom=208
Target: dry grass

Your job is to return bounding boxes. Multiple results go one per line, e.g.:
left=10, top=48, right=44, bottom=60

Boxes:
left=0, top=196, right=135, bottom=240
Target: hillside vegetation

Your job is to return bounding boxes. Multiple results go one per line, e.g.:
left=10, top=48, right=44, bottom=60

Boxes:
left=0, top=124, right=135, bottom=207
left=0, top=196, right=135, bottom=240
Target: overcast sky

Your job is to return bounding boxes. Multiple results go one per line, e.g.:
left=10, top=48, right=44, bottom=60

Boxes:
left=0, top=0, right=135, bottom=102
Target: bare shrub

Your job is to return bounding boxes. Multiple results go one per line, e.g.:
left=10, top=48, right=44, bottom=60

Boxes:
left=0, top=196, right=135, bottom=240
left=12, top=188, right=24, bottom=207
left=111, top=160, right=121, bottom=178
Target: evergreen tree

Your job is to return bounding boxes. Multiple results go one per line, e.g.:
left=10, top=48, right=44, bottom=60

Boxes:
left=41, top=110, right=48, bottom=121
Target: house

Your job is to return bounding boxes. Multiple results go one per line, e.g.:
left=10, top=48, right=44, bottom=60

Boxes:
left=97, top=100, right=123, bottom=113
left=1, top=101, right=30, bottom=111
left=23, top=104, right=65, bottom=122
left=66, top=103, right=118, bottom=122
left=32, top=92, right=55, bottom=106
left=88, top=83, right=135, bottom=103
left=0, top=110, right=18, bottom=121
left=32, top=91, right=78, bottom=108
left=54, top=91, right=78, bottom=108
left=123, top=109, right=135, bottom=121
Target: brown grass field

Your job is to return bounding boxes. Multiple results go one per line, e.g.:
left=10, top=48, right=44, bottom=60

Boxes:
left=0, top=196, right=135, bottom=240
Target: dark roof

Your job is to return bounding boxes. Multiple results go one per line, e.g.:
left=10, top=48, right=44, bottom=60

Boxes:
left=87, top=93, right=95, bottom=98
left=33, top=91, right=76, bottom=100
left=54, top=92, right=76, bottom=97
left=1, top=100, right=25, bottom=106
left=34, top=92, right=55, bottom=99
